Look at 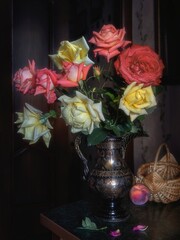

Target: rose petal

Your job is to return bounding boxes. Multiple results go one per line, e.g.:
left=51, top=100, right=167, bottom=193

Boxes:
left=109, top=229, right=121, bottom=237
left=133, top=225, right=148, bottom=231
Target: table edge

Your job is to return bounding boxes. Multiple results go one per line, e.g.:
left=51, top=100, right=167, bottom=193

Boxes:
left=40, top=213, right=80, bottom=240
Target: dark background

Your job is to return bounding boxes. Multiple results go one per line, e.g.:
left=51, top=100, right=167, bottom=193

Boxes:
left=0, top=0, right=132, bottom=239
left=155, top=0, right=180, bottom=85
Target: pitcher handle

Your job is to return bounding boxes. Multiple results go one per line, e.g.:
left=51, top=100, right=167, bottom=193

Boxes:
left=74, top=135, right=89, bottom=180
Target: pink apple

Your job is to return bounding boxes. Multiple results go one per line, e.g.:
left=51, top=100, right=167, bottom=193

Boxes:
left=130, top=184, right=150, bottom=205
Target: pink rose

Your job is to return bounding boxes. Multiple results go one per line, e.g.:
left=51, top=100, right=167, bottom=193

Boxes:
left=13, top=60, right=36, bottom=94
left=114, top=44, right=164, bottom=86
left=35, top=68, right=59, bottom=103
left=57, top=62, right=92, bottom=88
left=89, top=24, right=131, bottom=62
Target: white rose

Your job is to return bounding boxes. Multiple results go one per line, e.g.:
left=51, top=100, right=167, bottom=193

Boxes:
left=59, top=91, right=105, bottom=134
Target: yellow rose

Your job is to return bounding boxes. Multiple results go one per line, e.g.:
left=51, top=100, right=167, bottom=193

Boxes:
left=49, top=37, right=94, bottom=69
left=119, top=82, right=157, bottom=121
left=58, top=91, right=105, bottom=134
left=15, top=103, right=53, bottom=147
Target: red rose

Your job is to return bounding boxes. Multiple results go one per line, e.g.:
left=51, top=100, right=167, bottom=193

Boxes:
left=89, top=24, right=131, bottom=62
left=114, top=44, right=164, bottom=86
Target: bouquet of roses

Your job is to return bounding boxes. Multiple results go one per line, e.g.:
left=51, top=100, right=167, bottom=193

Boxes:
left=13, top=24, right=164, bottom=147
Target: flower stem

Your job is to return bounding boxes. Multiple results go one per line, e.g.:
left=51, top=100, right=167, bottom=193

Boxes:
left=40, top=110, right=57, bottom=124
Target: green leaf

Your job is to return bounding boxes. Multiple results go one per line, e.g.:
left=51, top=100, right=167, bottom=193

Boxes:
left=77, top=217, right=107, bottom=231
left=130, top=125, right=139, bottom=133
left=104, top=91, right=115, bottom=100
left=83, top=217, right=97, bottom=229
left=87, top=128, right=108, bottom=146
left=104, top=121, right=132, bottom=137
left=152, top=85, right=164, bottom=96
left=136, top=115, right=145, bottom=121
left=49, top=110, right=57, bottom=118
left=146, top=106, right=157, bottom=114
left=104, top=124, right=122, bottom=137
left=78, top=80, right=84, bottom=88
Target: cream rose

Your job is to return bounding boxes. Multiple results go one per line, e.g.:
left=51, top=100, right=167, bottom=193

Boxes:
left=15, top=103, right=53, bottom=147
left=58, top=91, right=105, bottom=134
left=119, top=82, right=157, bottom=121
left=49, top=37, right=94, bottom=69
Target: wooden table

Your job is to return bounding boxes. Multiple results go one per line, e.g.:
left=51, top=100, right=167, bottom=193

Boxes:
left=40, top=199, right=180, bottom=240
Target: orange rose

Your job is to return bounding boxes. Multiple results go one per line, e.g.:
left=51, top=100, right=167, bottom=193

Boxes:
left=114, top=44, right=164, bottom=86
left=89, top=24, right=131, bottom=62
left=57, top=61, right=92, bottom=88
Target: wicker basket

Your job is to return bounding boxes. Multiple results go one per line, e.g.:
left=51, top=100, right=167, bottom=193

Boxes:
left=135, top=143, right=180, bottom=203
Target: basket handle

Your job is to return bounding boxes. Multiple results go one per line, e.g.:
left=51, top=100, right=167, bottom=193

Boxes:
left=153, top=143, right=170, bottom=171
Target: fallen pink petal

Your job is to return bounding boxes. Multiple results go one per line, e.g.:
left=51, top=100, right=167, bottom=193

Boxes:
left=109, top=229, right=121, bottom=237
left=133, top=225, right=148, bottom=231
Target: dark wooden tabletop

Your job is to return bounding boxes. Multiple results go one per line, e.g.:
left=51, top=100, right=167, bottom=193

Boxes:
left=40, top=199, right=180, bottom=240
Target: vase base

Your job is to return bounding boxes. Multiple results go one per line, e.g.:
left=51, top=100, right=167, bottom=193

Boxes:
left=93, top=198, right=130, bottom=223
left=97, top=211, right=130, bottom=223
